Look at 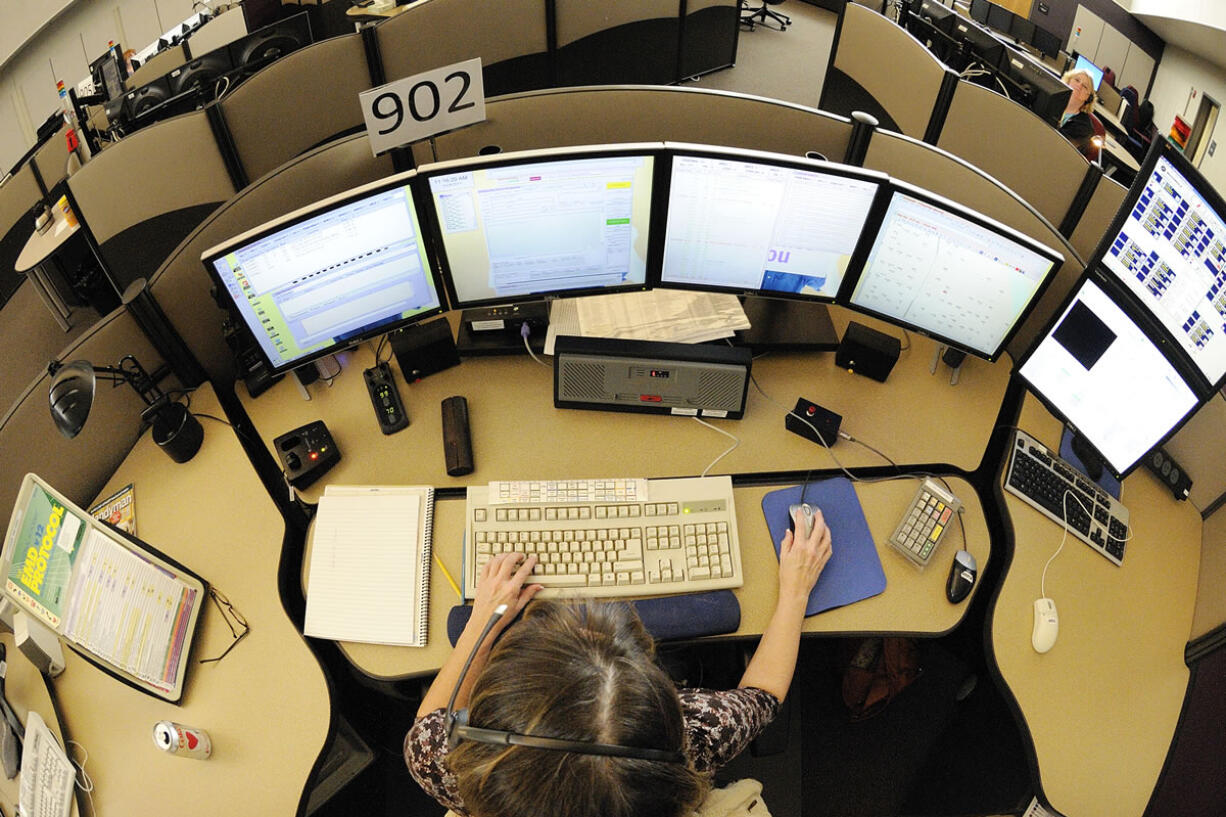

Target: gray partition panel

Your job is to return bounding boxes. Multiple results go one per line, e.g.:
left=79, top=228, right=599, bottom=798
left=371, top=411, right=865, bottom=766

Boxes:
left=863, top=130, right=1084, bottom=362
left=1069, top=173, right=1127, bottom=263
left=148, top=133, right=395, bottom=385
left=219, top=34, right=370, bottom=183
left=0, top=309, right=168, bottom=518
left=0, top=165, right=41, bottom=306
left=31, top=124, right=71, bottom=191
left=416, top=87, right=852, bottom=166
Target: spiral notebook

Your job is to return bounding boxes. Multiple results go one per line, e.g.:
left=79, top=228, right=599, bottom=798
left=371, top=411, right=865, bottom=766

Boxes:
left=304, top=485, right=435, bottom=646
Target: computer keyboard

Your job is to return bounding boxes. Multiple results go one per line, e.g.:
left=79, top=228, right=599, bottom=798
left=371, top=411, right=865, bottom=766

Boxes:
left=465, top=475, right=742, bottom=598
left=1003, top=429, right=1129, bottom=565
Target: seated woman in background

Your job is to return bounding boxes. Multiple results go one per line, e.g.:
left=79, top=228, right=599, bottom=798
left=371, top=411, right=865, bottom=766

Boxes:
left=1058, top=69, right=1097, bottom=157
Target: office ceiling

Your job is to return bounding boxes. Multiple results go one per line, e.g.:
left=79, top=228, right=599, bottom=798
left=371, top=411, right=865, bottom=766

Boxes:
left=1133, top=14, right=1226, bottom=71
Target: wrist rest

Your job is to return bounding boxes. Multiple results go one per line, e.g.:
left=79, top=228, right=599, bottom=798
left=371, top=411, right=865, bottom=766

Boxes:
left=446, top=590, right=741, bottom=645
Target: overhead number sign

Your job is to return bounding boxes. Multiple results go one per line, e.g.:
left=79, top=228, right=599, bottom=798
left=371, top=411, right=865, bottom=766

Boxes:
left=360, top=58, right=485, bottom=155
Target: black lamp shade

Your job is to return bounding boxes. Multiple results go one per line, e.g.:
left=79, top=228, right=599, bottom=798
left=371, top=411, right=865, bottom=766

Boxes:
left=48, top=360, right=97, bottom=438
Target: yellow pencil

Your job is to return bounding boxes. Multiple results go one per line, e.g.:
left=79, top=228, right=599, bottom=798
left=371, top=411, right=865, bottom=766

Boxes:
left=434, top=553, right=463, bottom=601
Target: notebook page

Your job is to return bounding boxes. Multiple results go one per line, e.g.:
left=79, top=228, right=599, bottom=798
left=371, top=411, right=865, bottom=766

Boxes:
left=304, top=491, right=424, bottom=645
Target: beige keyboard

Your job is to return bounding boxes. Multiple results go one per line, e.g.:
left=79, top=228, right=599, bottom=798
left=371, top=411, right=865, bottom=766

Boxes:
left=464, top=475, right=743, bottom=599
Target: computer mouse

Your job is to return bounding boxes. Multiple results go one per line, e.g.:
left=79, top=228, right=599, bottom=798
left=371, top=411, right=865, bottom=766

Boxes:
left=788, top=503, right=815, bottom=537
left=945, top=549, right=977, bottom=603
left=1032, top=597, right=1059, bottom=654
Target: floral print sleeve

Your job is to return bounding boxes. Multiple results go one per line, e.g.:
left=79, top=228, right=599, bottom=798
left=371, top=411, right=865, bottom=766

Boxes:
left=404, top=708, right=469, bottom=816
left=678, top=686, right=781, bottom=774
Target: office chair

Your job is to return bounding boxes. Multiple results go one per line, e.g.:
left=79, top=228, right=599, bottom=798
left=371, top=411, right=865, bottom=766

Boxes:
left=742, top=0, right=790, bottom=31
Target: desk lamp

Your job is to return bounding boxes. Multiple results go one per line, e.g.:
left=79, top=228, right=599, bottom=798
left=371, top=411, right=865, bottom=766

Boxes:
left=48, top=355, right=203, bottom=463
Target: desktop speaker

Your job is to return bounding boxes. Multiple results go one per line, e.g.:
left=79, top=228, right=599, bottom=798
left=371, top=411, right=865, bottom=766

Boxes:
left=836, top=322, right=901, bottom=383
left=554, top=336, right=751, bottom=419
left=389, top=318, right=460, bottom=382
left=1144, top=447, right=1192, bottom=501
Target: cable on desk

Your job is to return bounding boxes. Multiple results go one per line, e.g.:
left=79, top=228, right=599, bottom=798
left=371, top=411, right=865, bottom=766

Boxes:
left=521, top=322, right=550, bottom=368
left=692, top=416, right=740, bottom=477
left=748, top=372, right=860, bottom=484
left=67, top=740, right=97, bottom=817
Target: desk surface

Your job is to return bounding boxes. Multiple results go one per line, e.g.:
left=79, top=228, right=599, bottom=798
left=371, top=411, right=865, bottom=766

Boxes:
left=241, top=308, right=1012, bottom=499
left=50, top=385, right=331, bottom=816
left=990, top=395, right=1201, bottom=817
left=309, top=475, right=992, bottom=679
left=15, top=209, right=79, bottom=275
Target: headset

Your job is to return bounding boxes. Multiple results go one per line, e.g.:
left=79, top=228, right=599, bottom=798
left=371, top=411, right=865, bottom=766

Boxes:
left=443, top=604, right=686, bottom=764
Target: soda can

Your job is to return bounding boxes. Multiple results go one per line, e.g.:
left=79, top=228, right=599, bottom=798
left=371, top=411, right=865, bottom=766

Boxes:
left=152, top=721, right=212, bottom=759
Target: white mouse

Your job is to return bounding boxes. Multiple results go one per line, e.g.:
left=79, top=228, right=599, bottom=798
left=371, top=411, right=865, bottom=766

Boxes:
left=1032, top=597, right=1059, bottom=654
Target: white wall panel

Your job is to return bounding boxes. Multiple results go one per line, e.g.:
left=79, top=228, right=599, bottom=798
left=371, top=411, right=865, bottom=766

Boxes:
left=1069, top=6, right=1104, bottom=57
left=1094, top=24, right=1129, bottom=81
left=1119, top=41, right=1155, bottom=95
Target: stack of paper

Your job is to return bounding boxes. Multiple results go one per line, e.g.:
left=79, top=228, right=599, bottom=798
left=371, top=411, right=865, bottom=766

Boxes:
left=545, top=289, right=751, bottom=353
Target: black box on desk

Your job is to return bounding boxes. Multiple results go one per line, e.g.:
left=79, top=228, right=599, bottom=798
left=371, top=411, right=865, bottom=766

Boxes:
left=389, top=318, right=460, bottom=382
left=836, top=321, right=900, bottom=382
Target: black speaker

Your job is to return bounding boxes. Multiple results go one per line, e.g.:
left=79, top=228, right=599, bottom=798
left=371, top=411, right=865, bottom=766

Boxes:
left=835, top=321, right=901, bottom=383
left=389, top=318, right=460, bottom=382
left=1145, top=447, right=1192, bottom=501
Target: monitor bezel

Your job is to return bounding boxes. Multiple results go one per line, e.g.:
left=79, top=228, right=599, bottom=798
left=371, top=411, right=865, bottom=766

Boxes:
left=842, top=179, right=1064, bottom=363
left=1013, top=274, right=1204, bottom=480
left=201, top=168, right=447, bottom=376
left=649, top=142, right=890, bottom=305
left=413, top=143, right=664, bottom=312
left=1082, top=138, right=1226, bottom=397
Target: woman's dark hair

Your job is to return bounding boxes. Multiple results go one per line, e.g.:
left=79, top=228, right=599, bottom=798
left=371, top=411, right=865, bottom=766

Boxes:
left=449, top=600, right=708, bottom=817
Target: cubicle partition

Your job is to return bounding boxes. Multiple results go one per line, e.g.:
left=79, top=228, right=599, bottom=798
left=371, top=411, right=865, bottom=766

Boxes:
left=682, top=0, right=741, bottom=79
left=146, top=132, right=394, bottom=385
left=29, top=124, right=72, bottom=194
left=66, top=110, right=237, bottom=293
left=1067, top=172, right=1128, bottom=262
left=216, top=33, right=371, bottom=182
left=554, top=0, right=683, bottom=87
left=0, top=165, right=41, bottom=307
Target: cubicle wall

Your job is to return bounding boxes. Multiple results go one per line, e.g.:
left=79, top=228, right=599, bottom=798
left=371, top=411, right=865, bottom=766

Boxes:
left=29, top=124, right=72, bottom=193
left=821, top=2, right=953, bottom=140
left=146, top=132, right=394, bottom=385
left=66, top=111, right=237, bottom=293
left=414, top=86, right=855, bottom=166
left=554, top=0, right=681, bottom=86
left=682, top=0, right=741, bottom=80
left=0, top=166, right=40, bottom=307
left=1068, top=173, right=1128, bottom=262
left=0, top=308, right=172, bottom=519
left=217, top=33, right=371, bottom=183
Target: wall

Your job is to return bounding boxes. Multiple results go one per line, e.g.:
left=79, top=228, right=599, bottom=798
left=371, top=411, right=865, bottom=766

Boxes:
left=0, top=0, right=196, bottom=172
left=1030, top=0, right=1163, bottom=62
left=1148, top=44, right=1226, bottom=194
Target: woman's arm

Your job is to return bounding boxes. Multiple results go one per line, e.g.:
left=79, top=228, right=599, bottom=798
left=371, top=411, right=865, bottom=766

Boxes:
left=416, top=553, right=542, bottom=717
left=739, top=506, right=833, bottom=701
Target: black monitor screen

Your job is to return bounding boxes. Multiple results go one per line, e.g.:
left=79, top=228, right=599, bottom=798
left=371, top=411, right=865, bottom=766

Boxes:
left=1017, top=277, right=1200, bottom=478
left=847, top=183, right=1061, bottom=361
left=969, top=0, right=990, bottom=24
left=658, top=150, right=883, bottom=301
left=203, top=174, right=443, bottom=374
left=1009, top=16, right=1035, bottom=44
left=1098, top=145, right=1226, bottom=389
left=1031, top=25, right=1062, bottom=59
left=422, top=148, right=656, bottom=309
left=953, top=20, right=1006, bottom=70
left=986, top=4, right=1012, bottom=32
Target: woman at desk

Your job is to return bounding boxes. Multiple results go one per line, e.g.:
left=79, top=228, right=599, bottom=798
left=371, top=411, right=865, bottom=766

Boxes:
left=405, top=506, right=834, bottom=817
left=1057, top=69, right=1098, bottom=158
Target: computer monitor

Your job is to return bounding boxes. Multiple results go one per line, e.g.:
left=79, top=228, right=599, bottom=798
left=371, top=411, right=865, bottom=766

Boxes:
left=656, top=146, right=885, bottom=302
left=1016, top=277, right=1201, bottom=479
left=986, top=4, right=1012, bottom=33
left=1031, top=25, right=1062, bottom=59
left=229, top=11, right=311, bottom=75
left=845, top=181, right=1062, bottom=362
left=1009, top=15, right=1035, bottom=45
left=1073, top=54, right=1103, bottom=90
left=418, top=145, right=658, bottom=311
left=202, top=172, right=445, bottom=375
left=999, top=53, right=1072, bottom=125
left=953, top=19, right=1006, bottom=71
left=167, top=47, right=233, bottom=96
left=969, top=0, right=990, bottom=24
left=918, top=0, right=956, bottom=34
left=1094, top=140, right=1226, bottom=392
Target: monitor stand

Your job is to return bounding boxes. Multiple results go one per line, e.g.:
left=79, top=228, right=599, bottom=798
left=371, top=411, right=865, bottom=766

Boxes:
left=455, top=302, right=549, bottom=357
left=733, top=296, right=840, bottom=352
left=1060, top=426, right=1122, bottom=500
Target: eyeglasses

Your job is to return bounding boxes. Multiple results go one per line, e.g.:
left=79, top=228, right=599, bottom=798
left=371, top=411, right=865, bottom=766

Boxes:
left=199, top=587, right=250, bottom=664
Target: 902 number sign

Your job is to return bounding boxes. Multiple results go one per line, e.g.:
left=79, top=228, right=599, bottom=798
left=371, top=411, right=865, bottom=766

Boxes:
left=360, top=58, right=485, bottom=155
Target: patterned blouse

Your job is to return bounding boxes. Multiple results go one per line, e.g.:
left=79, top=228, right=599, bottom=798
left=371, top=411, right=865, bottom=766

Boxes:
left=404, top=686, right=781, bottom=815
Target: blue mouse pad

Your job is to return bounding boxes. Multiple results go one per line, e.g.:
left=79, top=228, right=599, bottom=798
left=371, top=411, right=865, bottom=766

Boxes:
left=762, top=478, right=886, bottom=616
left=1059, top=427, right=1121, bottom=500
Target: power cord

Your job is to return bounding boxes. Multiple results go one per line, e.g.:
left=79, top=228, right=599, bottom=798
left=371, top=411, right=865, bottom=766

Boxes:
left=521, top=322, right=550, bottom=368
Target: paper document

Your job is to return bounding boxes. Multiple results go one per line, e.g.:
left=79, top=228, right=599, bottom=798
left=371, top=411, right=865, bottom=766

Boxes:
left=19, top=711, right=74, bottom=817
left=544, top=289, right=751, bottom=353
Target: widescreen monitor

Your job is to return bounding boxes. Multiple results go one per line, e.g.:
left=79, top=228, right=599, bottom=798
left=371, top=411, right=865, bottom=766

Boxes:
left=846, top=182, right=1062, bottom=362
left=986, top=4, right=1013, bottom=33
left=1031, top=25, right=1062, bottom=59
left=657, top=147, right=885, bottom=301
left=1073, top=54, right=1103, bottom=90
left=1009, top=15, right=1035, bottom=45
left=203, top=172, right=444, bottom=374
left=969, top=0, right=990, bottom=24
left=1017, top=277, right=1200, bottom=479
left=953, top=20, right=1006, bottom=70
left=419, top=145, right=658, bottom=310
left=1095, top=140, right=1226, bottom=391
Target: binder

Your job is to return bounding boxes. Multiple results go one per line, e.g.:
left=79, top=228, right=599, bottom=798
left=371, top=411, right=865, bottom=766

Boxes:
left=1, top=473, right=207, bottom=703
left=304, top=484, right=435, bottom=647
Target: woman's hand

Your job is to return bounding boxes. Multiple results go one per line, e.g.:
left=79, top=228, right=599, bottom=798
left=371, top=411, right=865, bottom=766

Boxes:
left=777, top=506, right=833, bottom=611
left=468, top=552, right=543, bottom=638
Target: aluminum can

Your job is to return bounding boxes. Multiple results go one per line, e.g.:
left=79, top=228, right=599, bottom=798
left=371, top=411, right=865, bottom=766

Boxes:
left=153, top=721, right=212, bottom=759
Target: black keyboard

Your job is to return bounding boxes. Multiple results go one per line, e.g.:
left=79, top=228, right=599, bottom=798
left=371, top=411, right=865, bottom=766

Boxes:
left=1003, top=429, right=1129, bottom=565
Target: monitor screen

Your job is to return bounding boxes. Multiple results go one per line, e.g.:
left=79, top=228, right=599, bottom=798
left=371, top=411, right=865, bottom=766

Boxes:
left=1009, top=15, right=1035, bottom=45
left=986, top=4, right=1012, bottom=32
left=203, top=174, right=443, bottom=374
left=1017, top=278, right=1200, bottom=478
left=421, top=148, right=656, bottom=309
left=953, top=20, right=1006, bottom=70
left=658, top=150, right=883, bottom=301
left=846, top=184, right=1061, bottom=361
left=1031, top=25, right=1062, bottom=59
left=1073, top=54, right=1103, bottom=90
left=1098, top=146, right=1226, bottom=389
left=969, top=0, right=990, bottom=24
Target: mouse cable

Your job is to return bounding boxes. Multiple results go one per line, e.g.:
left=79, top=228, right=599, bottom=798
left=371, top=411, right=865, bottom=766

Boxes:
left=67, top=740, right=97, bottom=817
left=692, top=416, right=740, bottom=477
left=1042, top=489, right=1092, bottom=599
left=520, top=322, right=551, bottom=368
left=748, top=371, right=860, bottom=484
